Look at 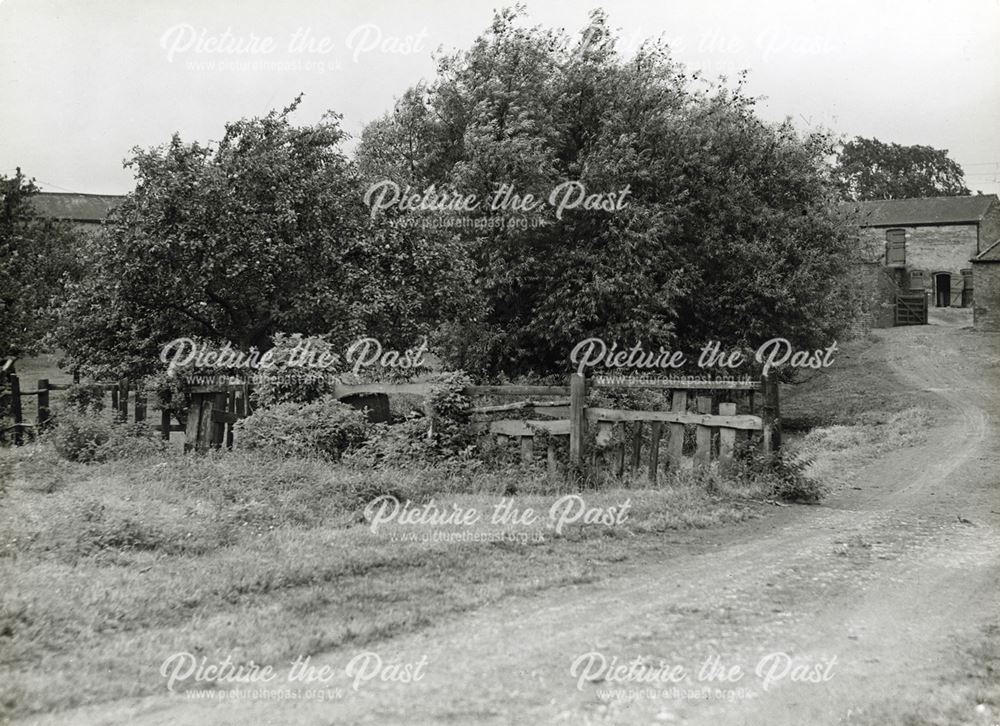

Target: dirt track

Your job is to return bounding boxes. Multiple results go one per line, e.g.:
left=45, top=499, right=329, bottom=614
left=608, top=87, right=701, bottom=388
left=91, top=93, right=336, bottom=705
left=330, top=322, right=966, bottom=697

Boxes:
left=22, top=321, right=1000, bottom=726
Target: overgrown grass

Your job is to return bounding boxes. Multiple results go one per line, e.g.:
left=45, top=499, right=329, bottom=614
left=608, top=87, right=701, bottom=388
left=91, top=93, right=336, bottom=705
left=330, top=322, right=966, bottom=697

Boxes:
left=780, top=333, right=933, bottom=431
left=0, top=442, right=775, bottom=719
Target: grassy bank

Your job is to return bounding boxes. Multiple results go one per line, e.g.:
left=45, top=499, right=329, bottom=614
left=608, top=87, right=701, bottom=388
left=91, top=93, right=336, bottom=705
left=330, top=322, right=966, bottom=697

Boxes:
left=0, top=444, right=774, bottom=719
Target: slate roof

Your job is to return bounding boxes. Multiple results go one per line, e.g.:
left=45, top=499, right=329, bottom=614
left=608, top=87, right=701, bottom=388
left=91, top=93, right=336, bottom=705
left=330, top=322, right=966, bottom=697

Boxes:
left=847, top=194, right=999, bottom=227
left=29, top=192, right=125, bottom=223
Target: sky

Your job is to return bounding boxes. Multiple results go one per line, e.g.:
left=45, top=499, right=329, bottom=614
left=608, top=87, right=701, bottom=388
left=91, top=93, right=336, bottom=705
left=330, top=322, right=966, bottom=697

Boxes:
left=1, top=0, right=999, bottom=196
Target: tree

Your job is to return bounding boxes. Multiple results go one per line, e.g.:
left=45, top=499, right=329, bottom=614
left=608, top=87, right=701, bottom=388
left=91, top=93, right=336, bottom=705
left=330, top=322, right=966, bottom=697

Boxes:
left=357, top=8, right=862, bottom=378
left=834, top=136, right=970, bottom=200
left=0, top=169, right=84, bottom=358
left=54, top=98, right=474, bottom=380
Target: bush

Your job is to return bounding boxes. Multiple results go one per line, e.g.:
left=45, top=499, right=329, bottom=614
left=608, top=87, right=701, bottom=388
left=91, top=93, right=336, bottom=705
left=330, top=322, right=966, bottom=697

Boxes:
left=250, top=333, right=342, bottom=408
left=733, top=448, right=824, bottom=504
left=49, top=411, right=169, bottom=463
left=344, top=416, right=437, bottom=469
left=64, top=383, right=106, bottom=414
left=234, top=395, right=369, bottom=460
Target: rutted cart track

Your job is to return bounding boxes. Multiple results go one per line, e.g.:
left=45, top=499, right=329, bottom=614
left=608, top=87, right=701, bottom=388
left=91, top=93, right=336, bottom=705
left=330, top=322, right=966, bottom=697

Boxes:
left=23, top=322, right=1000, bottom=726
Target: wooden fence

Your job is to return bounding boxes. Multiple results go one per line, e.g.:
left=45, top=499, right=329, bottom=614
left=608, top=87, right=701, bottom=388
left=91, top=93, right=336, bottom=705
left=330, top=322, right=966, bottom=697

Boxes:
left=2, top=364, right=780, bottom=484
left=323, top=374, right=780, bottom=481
left=0, top=367, right=186, bottom=445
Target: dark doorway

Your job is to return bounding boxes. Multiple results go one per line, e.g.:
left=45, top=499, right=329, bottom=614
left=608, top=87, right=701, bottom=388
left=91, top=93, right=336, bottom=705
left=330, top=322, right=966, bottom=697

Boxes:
left=934, top=272, right=951, bottom=307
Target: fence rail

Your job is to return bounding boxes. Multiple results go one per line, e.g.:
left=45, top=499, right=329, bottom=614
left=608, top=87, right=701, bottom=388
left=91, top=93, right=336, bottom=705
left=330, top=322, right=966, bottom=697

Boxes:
left=2, top=363, right=781, bottom=484
left=0, top=368, right=185, bottom=445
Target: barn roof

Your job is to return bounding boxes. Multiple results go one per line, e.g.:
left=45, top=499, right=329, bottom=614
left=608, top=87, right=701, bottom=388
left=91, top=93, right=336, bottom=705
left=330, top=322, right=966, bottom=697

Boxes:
left=29, top=192, right=125, bottom=223
left=973, top=239, right=1000, bottom=263
left=848, top=194, right=999, bottom=227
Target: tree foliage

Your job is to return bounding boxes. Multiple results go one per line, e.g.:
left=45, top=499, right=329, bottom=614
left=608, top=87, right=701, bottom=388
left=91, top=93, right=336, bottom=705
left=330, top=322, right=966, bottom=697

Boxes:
left=834, top=136, right=970, bottom=200
left=54, top=98, right=474, bottom=379
left=0, top=169, right=84, bottom=358
left=357, top=8, right=862, bottom=377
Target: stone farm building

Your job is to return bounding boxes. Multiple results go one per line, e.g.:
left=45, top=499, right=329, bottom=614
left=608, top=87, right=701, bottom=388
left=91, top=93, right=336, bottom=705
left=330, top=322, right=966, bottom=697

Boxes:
left=853, top=194, right=1000, bottom=310
left=970, top=240, right=1000, bottom=331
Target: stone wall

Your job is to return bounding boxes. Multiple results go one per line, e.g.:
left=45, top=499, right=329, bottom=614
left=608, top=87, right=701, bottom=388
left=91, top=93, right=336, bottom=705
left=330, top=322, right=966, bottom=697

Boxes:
left=859, top=224, right=978, bottom=273
left=860, top=223, right=978, bottom=306
left=972, top=263, right=1000, bottom=331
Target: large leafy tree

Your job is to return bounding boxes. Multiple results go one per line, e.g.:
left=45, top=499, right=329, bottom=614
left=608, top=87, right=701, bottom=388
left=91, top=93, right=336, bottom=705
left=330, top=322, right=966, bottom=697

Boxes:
left=0, top=169, right=84, bottom=358
left=55, top=98, right=473, bottom=379
left=834, top=136, right=970, bottom=200
left=357, top=8, right=862, bottom=377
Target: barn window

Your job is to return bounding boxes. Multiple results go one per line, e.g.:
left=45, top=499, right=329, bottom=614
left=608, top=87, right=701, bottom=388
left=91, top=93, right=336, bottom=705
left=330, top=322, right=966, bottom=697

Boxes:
left=885, top=229, right=906, bottom=267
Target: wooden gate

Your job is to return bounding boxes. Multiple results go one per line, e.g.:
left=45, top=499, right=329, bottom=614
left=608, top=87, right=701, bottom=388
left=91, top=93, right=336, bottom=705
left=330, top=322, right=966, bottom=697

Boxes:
left=184, top=385, right=250, bottom=452
left=895, top=293, right=928, bottom=326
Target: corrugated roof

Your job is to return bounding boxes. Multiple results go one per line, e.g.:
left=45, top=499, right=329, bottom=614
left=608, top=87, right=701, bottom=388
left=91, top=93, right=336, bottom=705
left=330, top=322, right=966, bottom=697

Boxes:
left=973, top=239, right=1000, bottom=262
left=29, top=192, right=125, bottom=223
left=846, top=194, right=999, bottom=227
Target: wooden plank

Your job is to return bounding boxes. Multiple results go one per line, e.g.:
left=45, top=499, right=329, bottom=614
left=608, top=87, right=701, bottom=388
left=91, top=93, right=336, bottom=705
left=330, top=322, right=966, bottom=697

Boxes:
left=196, top=397, right=216, bottom=452
left=212, top=393, right=228, bottom=447
left=211, top=410, right=240, bottom=424
left=532, top=405, right=571, bottom=419
left=225, top=390, right=236, bottom=448
left=648, top=421, right=662, bottom=483
left=471, top=398, right=570, bottom=414
left=584, top=407, right=763, bottom=430
left=629, top=422, right=642, bottom=471
left=36, top=379, right=50, bottom=429
left=591, top=377, right=758, bottom=391
left=569, top=374, right=586, bottom=465
left=159, top=408, right=172, bottom=441
left=694, top=396, right=712, bottom=471
left=184, top=396, right=202, bottom=453
left=10, top=374, right=22, bottom=446
left=718, top=402, right=737, bottom=471
left=118, top=380, right=129, bottom=422
left=547, top=441, right=557, bottom=480
left=520, top=436, right=533, bottom=463
left=666, top=390, right=687, bottom=469
left=188, top=383, right=254, bottom=394
left=465, top=385, right=570, bottom=397
left=334, top=381, right=437, bottom=398
left=761, top=373, right=781, bottom=453
left=474, top=419, right=571, bottom=437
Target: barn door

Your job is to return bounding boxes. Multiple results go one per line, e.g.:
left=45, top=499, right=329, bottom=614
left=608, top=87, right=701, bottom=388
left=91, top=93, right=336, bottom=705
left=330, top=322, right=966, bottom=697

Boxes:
left=885, top=229, right=906, bottom=267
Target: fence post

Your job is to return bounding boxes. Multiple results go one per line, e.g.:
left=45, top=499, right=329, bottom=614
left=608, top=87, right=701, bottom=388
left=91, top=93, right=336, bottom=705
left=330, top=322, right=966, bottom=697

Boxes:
left=761, top=373, right=781, bottom=454
left=569, top=373, right=586, bottom=466
left=648, top=421, right=662, bottom=484
left=546, top=440, right=557, bottom=481
left=118, top=380, right=130, bottom=422
left=718, top=402, right=737, bottom=471
left=10, top=374, right=23, bottom=445
left=520, top=436, right=533, bottom=463
left=184, top=393, right=203, bottom=453
left=37, top=379, right=50, bottom=430
left=135, top=392, right=147, bottom=423
left=225, top=390, right=236, bottom=448
left=667, top=390, right=687, bottom=470
left=694, top=396, right=713, bottom=471
left=160, top=407, right=171, bottom=441
left=629, top=423, right=642, bottom=471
